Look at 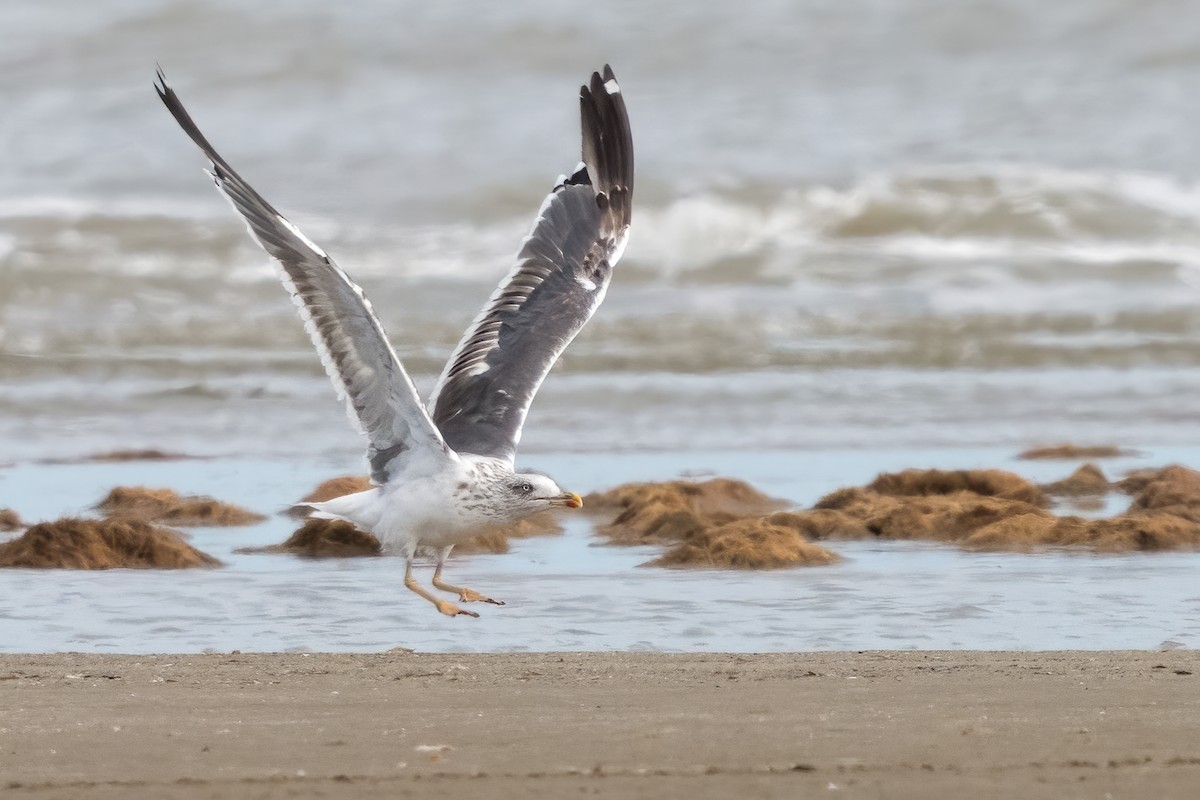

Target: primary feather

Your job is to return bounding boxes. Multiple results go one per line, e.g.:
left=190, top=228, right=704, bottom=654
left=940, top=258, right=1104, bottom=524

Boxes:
left=427, top=65, right=634, bottom=463
left=154, top=68, right=448, bottom=484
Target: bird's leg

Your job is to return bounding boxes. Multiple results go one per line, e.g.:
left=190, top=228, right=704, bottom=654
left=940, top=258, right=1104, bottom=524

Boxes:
left=403, top=557, right=478, bottom=618
left=432, top=545, right=505, bottom=605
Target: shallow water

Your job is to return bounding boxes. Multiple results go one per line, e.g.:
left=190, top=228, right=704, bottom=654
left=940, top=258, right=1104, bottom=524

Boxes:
left=2, top=448, right=1196, bottom=653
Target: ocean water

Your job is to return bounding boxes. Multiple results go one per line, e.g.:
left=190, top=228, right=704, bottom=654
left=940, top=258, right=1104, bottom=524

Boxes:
left=2, top=1, right=1200, bottom=651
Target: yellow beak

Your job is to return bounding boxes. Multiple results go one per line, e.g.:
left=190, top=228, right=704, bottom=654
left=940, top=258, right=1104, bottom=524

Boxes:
left=550, top=492, right=583, bottom=509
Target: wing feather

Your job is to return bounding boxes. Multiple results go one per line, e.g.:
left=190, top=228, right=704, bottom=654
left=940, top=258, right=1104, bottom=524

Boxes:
left=427, top=66, right=634, bottom=462
left=154, top=68, right=447, bottom=483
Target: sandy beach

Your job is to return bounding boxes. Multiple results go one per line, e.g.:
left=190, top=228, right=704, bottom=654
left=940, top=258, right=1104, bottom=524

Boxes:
left=3, top=651, right=1199, bottom=799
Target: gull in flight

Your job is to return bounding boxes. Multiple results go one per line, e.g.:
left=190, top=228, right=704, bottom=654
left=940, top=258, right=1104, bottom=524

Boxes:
left=155, top=65, right=633, bottom=617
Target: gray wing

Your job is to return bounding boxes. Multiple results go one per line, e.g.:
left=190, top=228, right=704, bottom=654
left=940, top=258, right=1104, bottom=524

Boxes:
left=154, top=68, right=448, bottom=483
left=426, top=65, right=634, bottom=463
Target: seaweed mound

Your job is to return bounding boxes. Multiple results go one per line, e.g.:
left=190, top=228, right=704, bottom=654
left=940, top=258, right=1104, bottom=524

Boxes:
left=453, top=529, right=510, bottom=555
left=0, top=508, right=22, bottom=532
left=97, top=486, right=265, bottom=527
left=586, top=478, right=790, bottom=546
left=1125, top=465, right=1200, bottom=523
left=87, top=449, right=190, bottom=462
left=455, top=513, right=565, bottom=555
left=1018, top=444, right=1132, bottom=460
left=1039, top=464, right=1110, bottom=497
left=813, top=487, right=1048, bottom=543
left=1115, top=468, right=1159, bottom=495
left=801, top=465, right=1200, bottom=553
left=964, top=513, right=1200, bottom=553
left=239, top=519, right=382, bottom=558
left=585, top=478, right=841, bottom=568
left=648, top=514, right=840, bottom=569
left=865, top=468, right=1046, bottom=505
left=0, top=518, right=220, bottom=569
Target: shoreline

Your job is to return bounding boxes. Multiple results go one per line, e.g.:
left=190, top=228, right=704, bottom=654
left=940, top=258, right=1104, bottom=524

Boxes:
left=4, top=650, right=1199, bottom=799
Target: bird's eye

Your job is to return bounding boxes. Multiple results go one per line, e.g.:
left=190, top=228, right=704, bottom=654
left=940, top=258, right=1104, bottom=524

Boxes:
left=520, top=482, right=533, bottom=494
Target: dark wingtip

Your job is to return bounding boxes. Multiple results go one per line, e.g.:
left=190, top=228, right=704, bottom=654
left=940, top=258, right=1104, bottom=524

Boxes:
left=154, top=63, right=170, bottom=96
left=581, top=64, right=617, bottom=101
left=577, top=63, right=633, bottom=225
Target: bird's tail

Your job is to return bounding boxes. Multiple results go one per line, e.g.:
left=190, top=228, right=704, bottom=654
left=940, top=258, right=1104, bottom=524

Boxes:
left=294, top=487, right=384, bottom=529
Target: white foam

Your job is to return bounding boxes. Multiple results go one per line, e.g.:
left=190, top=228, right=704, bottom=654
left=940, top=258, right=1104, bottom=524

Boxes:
left=0, top=195, right=229, bottom=221
left=9, top=165, right=1200, bottom=292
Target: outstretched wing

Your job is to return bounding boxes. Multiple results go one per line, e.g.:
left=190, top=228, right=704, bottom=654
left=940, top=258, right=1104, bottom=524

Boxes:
left=427, top=65, right=633, bottom=463
left=154, top=68, right=448, bottom=483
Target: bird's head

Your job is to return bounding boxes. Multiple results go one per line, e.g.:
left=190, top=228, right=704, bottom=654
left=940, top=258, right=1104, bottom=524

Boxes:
left=508, top=472, right=583, bottom=514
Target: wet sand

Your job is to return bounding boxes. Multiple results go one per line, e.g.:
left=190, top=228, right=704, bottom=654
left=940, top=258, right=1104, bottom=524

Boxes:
left=3, top=651, right=1198, bottom=799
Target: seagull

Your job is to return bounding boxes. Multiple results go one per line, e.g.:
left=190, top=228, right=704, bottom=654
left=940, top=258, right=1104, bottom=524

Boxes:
left=155, top=66, right=633, bottom=617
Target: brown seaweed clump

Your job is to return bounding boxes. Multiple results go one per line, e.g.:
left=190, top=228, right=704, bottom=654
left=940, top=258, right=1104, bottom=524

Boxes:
left=238, top=519, right=382, bottom=558
left=794, top=468, right=1051, bottom=545
left=97, top=486, right=266, bottom=527
left=87, top=449, right=191, bottom=462
left=800, top=465, right=1200, bottom=553
left=455, top=513, right=565, bottom=555
left=865, top=468, right=1047, bottom=505
left=963, top=513, right=1200, bottom=553
left=812, top=487, right=1049, bottom=543
left=1124, top=465, right=1200, bottom=523
left=453, top=529, right=510, bottom=555
left=1113, top=468, right=1160, bottom=495
left=647, top=514, right=840, bottom=569
left=1017, top=444, right=1132, bottom=460
left=585, top=465, right=1200, bottom=561
left=585, top=478, right=790, bottom=546
left=584, top=478, right=841, bottom=569
left=1039, top=464, right=1111, bottom=497
left=0, top=518, right=220, bottom=569
left=0, top=508, right=22, bottom=532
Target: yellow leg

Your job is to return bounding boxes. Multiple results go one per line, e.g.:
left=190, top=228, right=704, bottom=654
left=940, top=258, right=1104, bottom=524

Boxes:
left=404, top=559, right=478, bottom=618
left=432, top=546, right=504, bottom=606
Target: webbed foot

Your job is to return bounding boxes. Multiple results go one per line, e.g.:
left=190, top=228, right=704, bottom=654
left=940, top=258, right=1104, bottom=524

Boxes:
left=435, top=600, right=480, bottom=618
left=457, top=588, right=504, bottom=605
